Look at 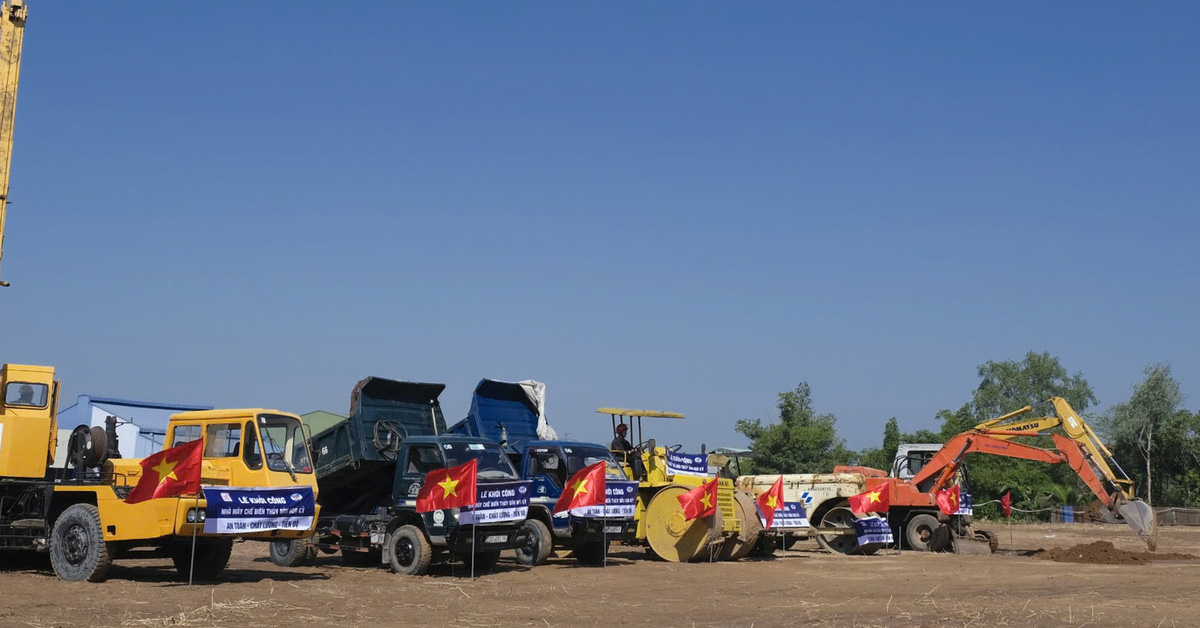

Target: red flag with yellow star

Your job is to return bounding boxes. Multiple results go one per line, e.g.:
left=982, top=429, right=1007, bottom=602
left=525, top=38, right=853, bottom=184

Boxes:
left=124, top=438, right=204, bottom=504
left=848, top=485, right=890, bottom=514
left=756, top=475, right=786, bottom=529
left=416, top=459, right=477, bottom=513
left=933, top=485, right=960, bottom=516
left=677, top=477, right=719, bottom=520
left=553, top=460, right=607, bottom=513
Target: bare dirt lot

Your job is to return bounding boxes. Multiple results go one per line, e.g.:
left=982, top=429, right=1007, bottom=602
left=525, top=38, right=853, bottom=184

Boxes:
left=2, top=523, right=1198, bottom=628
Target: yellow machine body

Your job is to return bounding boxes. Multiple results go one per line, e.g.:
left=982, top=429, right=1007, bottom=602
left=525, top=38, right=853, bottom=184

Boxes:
left=0, top=363, right=58, bottom=478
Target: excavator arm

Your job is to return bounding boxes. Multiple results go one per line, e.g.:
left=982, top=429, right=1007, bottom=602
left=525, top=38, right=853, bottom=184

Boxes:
left=908, top=427, right=1156, bottom=547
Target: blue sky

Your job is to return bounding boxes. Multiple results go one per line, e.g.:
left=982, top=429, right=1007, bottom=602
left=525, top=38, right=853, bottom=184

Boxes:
left=2, top=2, right=1196, bottom=451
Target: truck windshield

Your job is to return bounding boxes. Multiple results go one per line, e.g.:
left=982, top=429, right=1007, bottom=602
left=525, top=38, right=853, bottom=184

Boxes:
left=564, top=446, right=628, bottom=480
left=442, top=443, right=518, bottom=481
left=258, top=414, right=313, bottom=474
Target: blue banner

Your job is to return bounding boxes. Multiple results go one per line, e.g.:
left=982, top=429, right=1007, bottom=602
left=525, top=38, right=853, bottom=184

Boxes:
left=760, top=501, right=809, bottom=529
left=460, top=480, right=532, bottom=524
left=570, top=481, right=639, bottom=518
left=666, top=451, right=709, bottom=478
left=956, top=492, right=973, bottom=516
left=852, top=516, right=894, bottom=545
left=203, top=486, right=315, bottom=534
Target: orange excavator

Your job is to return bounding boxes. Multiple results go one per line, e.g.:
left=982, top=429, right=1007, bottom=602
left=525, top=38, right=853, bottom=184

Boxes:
left=841, top=397, right=1156, bottom=553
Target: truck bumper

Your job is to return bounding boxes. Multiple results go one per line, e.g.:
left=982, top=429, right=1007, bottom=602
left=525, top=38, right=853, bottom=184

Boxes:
left=448, top=523, right=526, bottom=553
left=569, top=518, right=636, bottom=544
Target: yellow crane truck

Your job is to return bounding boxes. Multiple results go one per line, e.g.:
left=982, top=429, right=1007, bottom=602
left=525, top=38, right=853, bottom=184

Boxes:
left=0, top=363, right=319, bottom=581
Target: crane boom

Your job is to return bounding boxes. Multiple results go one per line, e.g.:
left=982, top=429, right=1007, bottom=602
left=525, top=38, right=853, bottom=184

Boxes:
left=0, top=0, right=26, bottom=288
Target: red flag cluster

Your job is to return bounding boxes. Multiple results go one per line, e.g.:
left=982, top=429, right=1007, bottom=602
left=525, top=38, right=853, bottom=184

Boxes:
left=416, top=459, right=478, bottom=512
left=849, top=486, right=890, bottom=514
left=554, top=461, right=607, bottom=513
left=755, top=476, right=785, bottom=529
left=125, top=439, right=204, bottom=504
left=677, top=477, right=719, bottom=520
left=933, top=485, right=960, bottom=516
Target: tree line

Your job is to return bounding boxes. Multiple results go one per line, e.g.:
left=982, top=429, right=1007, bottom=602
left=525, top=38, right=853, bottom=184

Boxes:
left=735, top=351, right=1200, bottom=516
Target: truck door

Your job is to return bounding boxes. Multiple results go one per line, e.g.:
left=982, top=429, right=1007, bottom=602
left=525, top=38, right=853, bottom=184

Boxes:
left=394, top=444, right=445, bottom=502
left=0, top=365, right=56, bottom=479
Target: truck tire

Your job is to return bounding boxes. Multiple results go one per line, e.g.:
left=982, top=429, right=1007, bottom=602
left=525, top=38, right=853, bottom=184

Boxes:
left=171, top=538, right=233, bottom=581
left=269, top=539, right=311, bottom=568
left=387, top=525, right=431, bottom=575
left=573, top=540, right=609, bottom=566
left=514, top=519, right=552, bottom=566
left=49, top=503, right=113, bottom=582
left=905, top=514, right=949, bottom=552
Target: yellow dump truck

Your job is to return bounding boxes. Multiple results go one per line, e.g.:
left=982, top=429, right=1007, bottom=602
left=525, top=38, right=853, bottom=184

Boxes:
left=598, top=408, right=760, bottom=562
left=0, top=363, right=319, bottom=581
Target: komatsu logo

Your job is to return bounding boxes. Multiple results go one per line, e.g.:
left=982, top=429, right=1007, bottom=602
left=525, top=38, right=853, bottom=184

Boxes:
left=1007, top=421, right=1042, bottom=431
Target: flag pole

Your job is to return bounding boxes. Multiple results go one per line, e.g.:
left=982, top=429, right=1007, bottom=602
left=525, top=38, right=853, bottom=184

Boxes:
left=188, top=495, right=199, bottom=586
left=470, top=521, right=476, bottom=581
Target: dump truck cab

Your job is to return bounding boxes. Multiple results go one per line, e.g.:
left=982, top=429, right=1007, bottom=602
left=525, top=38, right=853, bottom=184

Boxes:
left=447, top=379, right=637, bottom=566
left=282, top=377, right=531, bottom=576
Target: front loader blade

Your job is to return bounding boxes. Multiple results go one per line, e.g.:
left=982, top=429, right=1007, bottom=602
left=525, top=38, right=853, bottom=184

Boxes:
left=1117, top=499, right=1157, bottom=550
left=950, top=534, right=992, bottom=555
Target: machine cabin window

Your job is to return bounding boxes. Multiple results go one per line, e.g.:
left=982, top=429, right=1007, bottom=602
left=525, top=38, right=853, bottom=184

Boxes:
left=4, top=382, right=48, bottom=408
left=204, top=423, right=243, bottom=458
left=171, top=424, right=202, bottom=447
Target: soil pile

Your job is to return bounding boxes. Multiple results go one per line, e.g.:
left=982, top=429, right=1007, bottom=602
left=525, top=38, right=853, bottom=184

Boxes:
left=1035, top=540, right=1196, bottom=565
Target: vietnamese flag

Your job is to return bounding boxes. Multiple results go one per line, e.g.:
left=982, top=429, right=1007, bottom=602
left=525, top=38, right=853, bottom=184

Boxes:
left=934, top=485, right=960, bottom=516
left=677, top=477, right=719, bottom=520
left=1000, top=491, right=1012, bottom=518
left=848, top=486, right=890, bottom=514
left=124, top=439, right=204, bottom=504
left=756, top=476, right=785, bottom=529
left=553, top=461, right=607, bottom=513
left=416, top=459, right=477, bottom=513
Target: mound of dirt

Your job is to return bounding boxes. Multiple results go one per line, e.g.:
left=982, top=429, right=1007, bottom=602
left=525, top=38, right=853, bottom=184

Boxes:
left=1035, top=541, right=1196, bottom=565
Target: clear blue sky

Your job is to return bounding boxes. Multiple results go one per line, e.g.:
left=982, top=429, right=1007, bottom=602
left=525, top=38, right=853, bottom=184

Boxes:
left=2, top=2, right=1196, bottom=451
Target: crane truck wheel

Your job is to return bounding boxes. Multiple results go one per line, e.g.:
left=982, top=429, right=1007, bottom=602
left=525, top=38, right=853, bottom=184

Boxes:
left=170, top=537, right=233, bottom=581
left=387, top=525, right=431, bottom=575
left=573, top=539, right=609, bottom=566
left=643, top=485, right=717, bottom=562
left=815, top=503, right=878, bottom=555
left=904, top=514, right=949, bottom=552
left=49, top=504, right=113, bottom=582
left=269, top=539, right=312, bottom=568
left=718, top=491, right=762, bottom=560
left=514, top=519, right=552, bottom=566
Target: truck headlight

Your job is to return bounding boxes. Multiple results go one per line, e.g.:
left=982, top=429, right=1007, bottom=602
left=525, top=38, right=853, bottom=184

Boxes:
left=449, top=508, right=460, bottom=522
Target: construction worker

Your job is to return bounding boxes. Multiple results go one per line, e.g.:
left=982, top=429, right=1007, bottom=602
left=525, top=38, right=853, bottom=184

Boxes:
left=611, top=423, right=644, bottom=480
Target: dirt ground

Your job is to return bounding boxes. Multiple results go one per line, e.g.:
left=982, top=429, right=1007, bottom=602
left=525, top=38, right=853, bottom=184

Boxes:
left=2, top=522, right=1197, bottom=628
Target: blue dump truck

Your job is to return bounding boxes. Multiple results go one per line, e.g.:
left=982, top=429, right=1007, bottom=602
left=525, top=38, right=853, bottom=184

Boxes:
left=449, top=379, right=637, bottom=566
left=270, top=377, right=530, bottom=576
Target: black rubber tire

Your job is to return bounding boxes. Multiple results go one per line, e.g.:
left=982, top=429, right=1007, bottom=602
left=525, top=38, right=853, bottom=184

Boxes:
left=905, top=514, right=949, bottom=552
left=387, top=525, right=431, bottom=576
left=573, top=540, right=609, bottom=566
left=514, top=519, right=553, bottom=567
left=269, top=539, right=310, bottom=568
left=49, top=503, right=112, bottom=582
left=171, top=537, right=233, bottom=581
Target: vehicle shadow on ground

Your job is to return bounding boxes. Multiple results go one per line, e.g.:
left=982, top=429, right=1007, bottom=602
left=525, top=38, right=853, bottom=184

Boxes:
left=103, top=564, right=332, bottom=585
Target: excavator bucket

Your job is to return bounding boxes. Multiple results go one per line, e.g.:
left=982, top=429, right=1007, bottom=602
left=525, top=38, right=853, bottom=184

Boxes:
left=1117, top=499, right=1157, bottom=550
left=950, top=529, right=996, bottom=555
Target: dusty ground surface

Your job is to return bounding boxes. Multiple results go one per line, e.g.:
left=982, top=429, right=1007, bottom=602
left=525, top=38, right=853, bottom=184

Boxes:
left=1, top=522, right=1198, bottom=628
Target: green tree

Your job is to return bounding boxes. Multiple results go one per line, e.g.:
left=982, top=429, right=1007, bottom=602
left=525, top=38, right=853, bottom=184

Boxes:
left=736, top=382, right=851, bottom=474
left=1102, top=365, right=1196, bottom=505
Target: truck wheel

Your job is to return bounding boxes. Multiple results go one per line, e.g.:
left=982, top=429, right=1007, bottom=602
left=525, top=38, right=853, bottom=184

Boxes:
left=269, top=539, right=311, bottom=568
left=573, top=540, right=609, bottom=566
left=171, top=538, right=233, bottom=581
left=905, top=514, right=949, bottom=552
left=387, top=525, right=431, bottom=575
left=514, top=519, right=552, bottom=566
left=49, top=504, right=113, bottom=582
